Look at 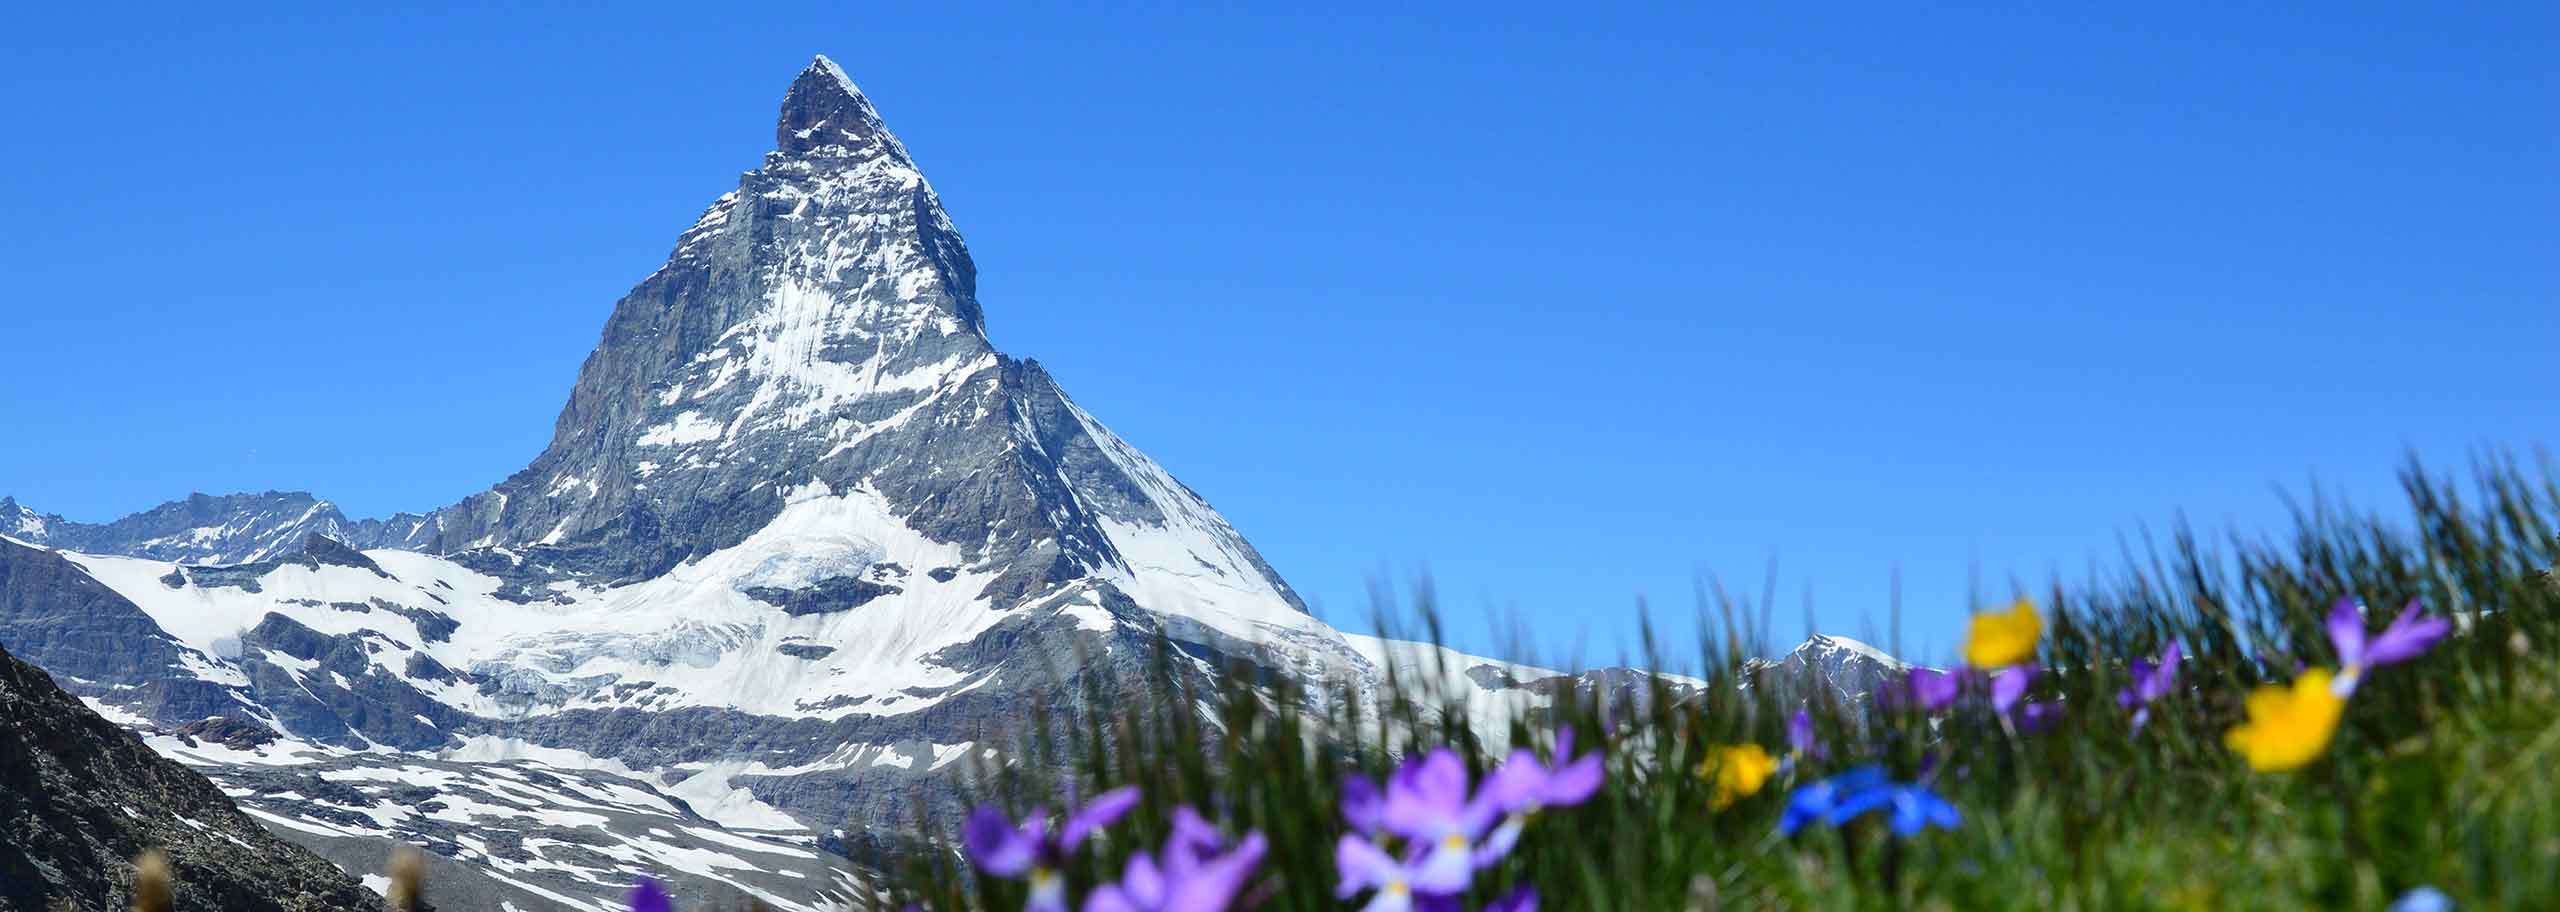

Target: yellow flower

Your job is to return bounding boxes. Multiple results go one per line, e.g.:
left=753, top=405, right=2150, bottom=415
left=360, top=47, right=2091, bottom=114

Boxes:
left=1962, top=598, right=2042, bottom=668
left=1700, top=743, right=1778, bottom=810
left=2224, top=668, right=2348, bottom=772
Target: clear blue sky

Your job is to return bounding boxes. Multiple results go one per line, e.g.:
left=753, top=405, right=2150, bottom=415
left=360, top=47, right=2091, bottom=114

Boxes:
left=3, top=3, right=2552, bottom=665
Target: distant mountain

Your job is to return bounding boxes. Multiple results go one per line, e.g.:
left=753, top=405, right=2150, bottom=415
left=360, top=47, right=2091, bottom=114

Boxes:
left=1746, top=634, right=1913, bottom=705
left=0, top=637, right=384, bottom=911
left=0, top=493, right=433, bottom=566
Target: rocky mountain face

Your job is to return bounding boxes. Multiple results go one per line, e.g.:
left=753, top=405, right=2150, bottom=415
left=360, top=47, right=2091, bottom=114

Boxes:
left=1744, top=634, right=1912, bottom=705
left=0, top=55, right=1914, bottom=911
left=0, top=56, right=1386, bottom=910
left=0, top=639, right=385, bottom=912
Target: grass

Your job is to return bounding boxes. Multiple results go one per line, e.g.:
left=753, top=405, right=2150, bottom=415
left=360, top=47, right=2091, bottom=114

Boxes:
left=883, top=455, right=2560, bottom=911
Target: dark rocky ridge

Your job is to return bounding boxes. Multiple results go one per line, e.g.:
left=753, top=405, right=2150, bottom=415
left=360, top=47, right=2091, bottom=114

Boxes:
left=0, top=639, right=385, bottom=911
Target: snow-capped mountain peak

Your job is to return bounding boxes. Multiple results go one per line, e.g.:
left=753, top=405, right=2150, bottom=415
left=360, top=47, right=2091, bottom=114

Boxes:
left=776, top=54, right=909, bottom=164
left=0, top=54, right=1377, bottom=910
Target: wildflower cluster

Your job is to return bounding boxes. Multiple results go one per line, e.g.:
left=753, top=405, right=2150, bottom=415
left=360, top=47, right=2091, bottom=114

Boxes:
left=886, top=587, right=2467, bottom=909
left=1335, top=729, right=1597, bottom=911
left=2224, top=598, right=2450, bottom=772
left=948, top=787, right=1268, bottom=912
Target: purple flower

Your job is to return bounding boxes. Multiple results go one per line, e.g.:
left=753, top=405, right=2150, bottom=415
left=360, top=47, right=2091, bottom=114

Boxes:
left=1469, top=726, right=1604, bottom=865
left=1085, top=810, right=1267, bottom=912
left=1786, top=709, right=1822, bottom=760
left=1778, top=766, right=1888, bottom=835
left=1377, top=749, right=1502, bottom=893
left=2329, top=599, right=2451, bottom=693
left=1335, top=832, right=1431, bottom=912
left=965, top=786, right=1142, bottom=912
left=2014, top=701, right=2063, bottom=733
left=1990, top=665, right=2060, bottom=732
left=1892, top=668, right=1967, bottom=713
left=627, top=878, right=672, bottom=912
left=1476, top=726, right=1605, bottom=816
left=1340, top=774, right=1384, bottom=835
left=1486, top=886, right=1539, bottom=912
left=2116, top=641, right=2184, bottom=732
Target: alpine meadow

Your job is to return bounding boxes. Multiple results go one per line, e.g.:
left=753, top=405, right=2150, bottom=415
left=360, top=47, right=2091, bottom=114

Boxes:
left=3, top=7, right=2554, bottom=912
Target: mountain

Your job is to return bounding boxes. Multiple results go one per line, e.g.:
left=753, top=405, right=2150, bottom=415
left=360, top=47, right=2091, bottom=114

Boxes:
left=0, top=637, right=385, bottom=911
left=0, top=55, right=1388, bottom=910
left=0, top=492, right=429, bottom=566
left=1745, top=634, right=1912, bottom=704
left=0, top=55, right=1909, bottom=911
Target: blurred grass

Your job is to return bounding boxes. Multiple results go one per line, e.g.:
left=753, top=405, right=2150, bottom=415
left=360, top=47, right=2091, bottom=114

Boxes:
left=883, top=456, right=2560, bottom=910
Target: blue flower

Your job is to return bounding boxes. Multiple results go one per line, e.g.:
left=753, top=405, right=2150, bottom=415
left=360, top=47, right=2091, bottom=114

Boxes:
left=1778, top=766, right=1888, bottom=835
left=1825, top=782, right=1961, bottom=836
left=1778, top=767, right=1958, bottom=837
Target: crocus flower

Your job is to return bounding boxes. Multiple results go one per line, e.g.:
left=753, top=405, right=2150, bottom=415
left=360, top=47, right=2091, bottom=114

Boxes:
left=1340, top=774, right=1385, bottom=836
left=1378, top=749, right=1505, bottom=893
left=1824, top=781, right=1962, bottom=836
left=1085, top=813, right=1268, bottom=912
left=1963, top=598, right=2042, bottom=668
left=2329, top=599, right=2451, bottom=695
left=1476, top=726, right=1605, bottom=816
left=1990, top=665, right=2061, bottom=733
left=2117, top=641, right=2184, bottom=732
left=1786, top=709, right=1822, bottom=761
left=1700, top=743, right=1778, bottom=810
left=966, top=786, right=1143, bottom=912
left=1778, top=766, right=1888, bottom=835
left=1469, top=727, right=1605, bottom=864
left=2224, top=668, right=2347, bottom=772
left=627, top=878, right=672, bottom=912
left=1892, top=667, right=1967, bottom=713
left=1335, top=832, right=1431, bottom=912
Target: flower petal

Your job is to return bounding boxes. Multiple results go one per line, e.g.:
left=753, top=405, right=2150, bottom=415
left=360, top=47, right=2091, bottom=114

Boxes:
left=1487, top=886, right=1539, bottom=912
left=2327, top=598, right=2368, bottom=667
left=1165, top=832, right=1266, bottom=912
left=2364, top=602, right=2450, bottom=666
left=1822, top=784, right=1895, bottom=827
left=1082, top=885, right=1139, bottom=912
left=963, top=805, right=1037, bottom=877
left=1468, top=750, right=1547, bottom=822
left=1473, top=815, right=1524, bottom=869
left=1340, top=776, right=1385, bottom=836
left=1383, top=750, right=1470, bottom=838
left=1787, top=710, right=1819, bottom=757
left=1539, top=752, right=1605, bottom=808
left=1335, top=834, right=1402, bottom=899
left=1121, top=851, right=1166, bottom=908
left=1407, top=837, right=1476, bottom=894
left=1991, top=665, right=2033, bottom=714
left=1060, top=785, right=1141, bottom=852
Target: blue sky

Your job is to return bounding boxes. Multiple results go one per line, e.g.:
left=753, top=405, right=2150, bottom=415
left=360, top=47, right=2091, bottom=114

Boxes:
left=2, top=3, right=2552, bottom=665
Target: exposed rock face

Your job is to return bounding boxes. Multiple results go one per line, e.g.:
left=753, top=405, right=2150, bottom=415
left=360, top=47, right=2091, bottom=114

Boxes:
left=1746, top=634, right=1913, bottom=705
left=0, top=640, right=384, bottom=911
left=0, top=538, right=209, bottom=692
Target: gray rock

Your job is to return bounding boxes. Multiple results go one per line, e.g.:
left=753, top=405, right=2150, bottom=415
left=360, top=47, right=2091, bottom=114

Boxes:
left=0, top=639, right=385, bottom=911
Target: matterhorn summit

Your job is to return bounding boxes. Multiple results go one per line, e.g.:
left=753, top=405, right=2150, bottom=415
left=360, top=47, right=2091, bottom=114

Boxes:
left=0, top=55, right=1389, bottom=911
